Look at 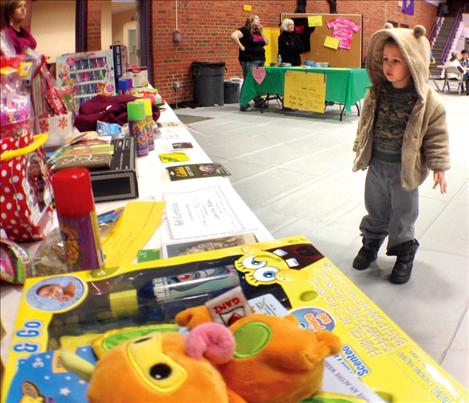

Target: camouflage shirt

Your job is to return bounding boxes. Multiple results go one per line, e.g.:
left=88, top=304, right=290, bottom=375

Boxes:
left=372, top=82, right=418, bottom=163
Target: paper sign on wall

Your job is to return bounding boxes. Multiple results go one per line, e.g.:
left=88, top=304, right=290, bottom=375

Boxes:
left=243, top=5, right=252, bottom=11
left=307, top=15, right=323, bottom=27
left=324, top=36, right=340, bottom=50
left=401, top=0, right=414, bottom=15
left=284, top=71, right=326, bottom=113
left=263, top=27, right=280, bottom=67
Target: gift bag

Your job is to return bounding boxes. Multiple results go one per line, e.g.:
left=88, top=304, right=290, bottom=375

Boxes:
left=1, top=57, right=52, bottom=242
left=0, top=132, right=52, bottom=242
left=30, top=53, right=68, bottom=118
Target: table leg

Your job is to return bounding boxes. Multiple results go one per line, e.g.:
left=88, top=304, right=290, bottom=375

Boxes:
left=355, top=102, right=361, bottom=116
left=340, top=104, right=345, bottom=121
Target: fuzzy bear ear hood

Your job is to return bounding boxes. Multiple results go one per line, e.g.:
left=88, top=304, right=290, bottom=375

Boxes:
left=366, top=24, right=430, bottom=98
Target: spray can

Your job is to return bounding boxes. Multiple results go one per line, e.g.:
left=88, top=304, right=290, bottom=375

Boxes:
left=127, top=101, right=148, bottom=156
left=50, top=168, right=105, bottom=272
left=136, top=98, right=155, bottom=151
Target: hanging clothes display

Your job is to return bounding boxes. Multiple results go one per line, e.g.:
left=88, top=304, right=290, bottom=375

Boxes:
left=326, top=18, right=360, bottom=50
left=292, top=18, right=315, bottom=52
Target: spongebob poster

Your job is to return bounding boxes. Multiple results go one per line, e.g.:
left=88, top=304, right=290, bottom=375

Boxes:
left=2, top=236, right=468, bottom=403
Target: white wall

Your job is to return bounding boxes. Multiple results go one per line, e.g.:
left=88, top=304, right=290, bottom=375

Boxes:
left=458, top=14, right=469, bottom=51
left=31, top=1, right=76, bottom=62
left=112, top=9, right=135, bottom=45
left=101, top=1, right=113, bottom=51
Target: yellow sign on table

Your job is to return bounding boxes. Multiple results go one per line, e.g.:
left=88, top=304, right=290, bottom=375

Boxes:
left=307, top=15, right=323, bottom=27
left=102, top=201, right=165, bottom=268
left=324, top=35, right=340, bottom=50
left=284, top=70, right=326, bottom=113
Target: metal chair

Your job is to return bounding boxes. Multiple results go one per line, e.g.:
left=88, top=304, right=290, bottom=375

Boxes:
left=443, top=66, right=464, bottom=94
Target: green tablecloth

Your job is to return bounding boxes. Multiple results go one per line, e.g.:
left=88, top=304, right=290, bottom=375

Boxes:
left=240, top=66, right=371, bottom=112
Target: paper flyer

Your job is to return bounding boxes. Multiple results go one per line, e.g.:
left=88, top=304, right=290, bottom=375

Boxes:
left=163, top=186, right=245, bottom=240
left=159, top=152, right=189, bottom=163
left=163, top=233, right=258, bottom=258
left=166, top=163, right=231, bottom=181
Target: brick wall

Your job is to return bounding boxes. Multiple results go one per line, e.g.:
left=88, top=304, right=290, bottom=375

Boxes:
left=87, top=0, right=103, bottom=51
left=82, top=0, right=437, bottom=104
left=150, top=0, right=437, bottom=105
left=152, top=0, right=296, bottom=104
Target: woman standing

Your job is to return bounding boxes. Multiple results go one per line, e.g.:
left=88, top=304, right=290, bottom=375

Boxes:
left=278, top=18, right=304, bottom=66
left=0, top=0, right=37, bottom=56
left=231, top=14, right=268, bottom=111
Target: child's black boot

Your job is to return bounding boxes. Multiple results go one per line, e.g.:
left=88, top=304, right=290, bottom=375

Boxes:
left=353, top=238, right=384, bottom=270
left=387, top=240, right=419, bottom=284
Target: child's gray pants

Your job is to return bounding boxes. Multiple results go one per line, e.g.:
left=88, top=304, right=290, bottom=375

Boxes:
left=359, top=158, right=419, bottom=250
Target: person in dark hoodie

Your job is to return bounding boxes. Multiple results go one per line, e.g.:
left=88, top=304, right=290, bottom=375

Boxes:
left=352, top=23, right=450, bottom=284
left=278, top=18, right=304, bottom=66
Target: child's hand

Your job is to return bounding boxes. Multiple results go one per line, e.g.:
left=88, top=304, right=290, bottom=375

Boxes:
left=433, top=170, right=447, bottom=193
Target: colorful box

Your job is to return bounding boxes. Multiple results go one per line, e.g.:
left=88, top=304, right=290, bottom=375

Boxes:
left=1, top=236, right=467, bottom=402
left=56, top=51, right=116, bottom=113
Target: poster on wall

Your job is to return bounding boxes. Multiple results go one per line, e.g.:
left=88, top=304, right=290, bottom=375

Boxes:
left=401, top=0, right=414, bottom=16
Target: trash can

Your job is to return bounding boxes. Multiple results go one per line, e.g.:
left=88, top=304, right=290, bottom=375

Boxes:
left=192, top=62, right=225, bottom=106
left=224, top=80, right=241, bottom=104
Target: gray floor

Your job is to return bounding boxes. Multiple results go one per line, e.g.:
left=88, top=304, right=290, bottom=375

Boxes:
left=176, top=93, right=469, bottom=389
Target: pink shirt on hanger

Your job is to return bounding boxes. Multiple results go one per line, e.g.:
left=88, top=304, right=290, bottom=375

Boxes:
left=327, top=18, right=360, bottom=50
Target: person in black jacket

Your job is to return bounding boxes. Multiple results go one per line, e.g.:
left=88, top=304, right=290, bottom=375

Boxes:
left=278, top=18, right=304, bottom=66
left=231, top=14, right=269, bottom=111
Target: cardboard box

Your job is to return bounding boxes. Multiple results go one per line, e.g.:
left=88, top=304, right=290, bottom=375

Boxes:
left=90, top=136, right=138, bottom=202
left=1, top=236, right=467, bottom=402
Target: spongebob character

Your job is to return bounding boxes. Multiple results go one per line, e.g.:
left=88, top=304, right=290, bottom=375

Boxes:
left=234, top=244, right=324, bottom=303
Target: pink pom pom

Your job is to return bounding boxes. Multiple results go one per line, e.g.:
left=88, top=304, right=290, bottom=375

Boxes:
left=185, top=322, right=235, bottom=365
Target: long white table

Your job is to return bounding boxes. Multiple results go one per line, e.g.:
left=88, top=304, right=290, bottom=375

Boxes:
left=0, top=102, right=272, bottom=365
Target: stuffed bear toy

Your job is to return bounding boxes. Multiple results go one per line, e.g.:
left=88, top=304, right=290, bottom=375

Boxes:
left=62, top=322, right=237, bottom=403
left=62, top=311, right=340, bottom=403
left=176, top=307, right=341, bottom=403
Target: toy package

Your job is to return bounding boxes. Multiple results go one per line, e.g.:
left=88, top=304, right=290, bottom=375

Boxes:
left=1, top=236, right=467, bottom=402
left=56, top=50, right=116, bottom=113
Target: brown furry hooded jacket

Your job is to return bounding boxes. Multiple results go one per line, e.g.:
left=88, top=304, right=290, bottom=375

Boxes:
left=352, top=25, right=450, bottom=191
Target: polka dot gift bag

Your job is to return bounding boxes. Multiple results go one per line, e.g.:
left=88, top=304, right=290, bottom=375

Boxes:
left=1, top=61, right=52, bottom=242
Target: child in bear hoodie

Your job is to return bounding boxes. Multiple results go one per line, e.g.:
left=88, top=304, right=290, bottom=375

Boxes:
left=352, top=24, right=450, bottom=284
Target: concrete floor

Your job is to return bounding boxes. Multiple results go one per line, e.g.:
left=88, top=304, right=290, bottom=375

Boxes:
left=176, top=92, right=469, bottom=389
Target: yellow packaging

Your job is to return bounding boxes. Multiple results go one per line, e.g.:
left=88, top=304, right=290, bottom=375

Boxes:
left=1, top=236, right=467, bottom=402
